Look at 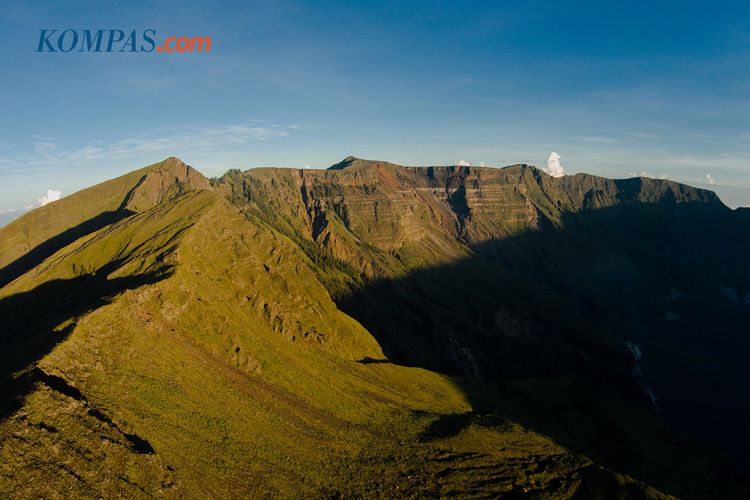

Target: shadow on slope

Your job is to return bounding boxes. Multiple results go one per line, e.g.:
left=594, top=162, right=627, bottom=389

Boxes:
left=333, top=200, right=749, bottom=497
left=0, top=209, right=135, bottom=289
left=0, top=261, right=173, bottom=421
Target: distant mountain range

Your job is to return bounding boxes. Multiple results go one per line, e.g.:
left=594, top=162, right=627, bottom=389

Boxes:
left=1, top=157, right=748, bottom=498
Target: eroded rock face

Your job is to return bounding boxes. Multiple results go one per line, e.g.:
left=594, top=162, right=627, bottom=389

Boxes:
left=1, top=156, right=748, bottom=498
left=123, top=157, right=211, bottom=212
left=220, top=158, right=731, bottom=277
left=218, top=161, right=547, bottom=278
left=216, top=157, right=750, bottom=471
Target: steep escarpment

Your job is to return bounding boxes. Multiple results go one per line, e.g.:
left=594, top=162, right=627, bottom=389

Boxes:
left=215, top=158, right=741, bottom=383
left=216, top=157, right=750, bottom=477
left=1, top=157, right=747, bottom=498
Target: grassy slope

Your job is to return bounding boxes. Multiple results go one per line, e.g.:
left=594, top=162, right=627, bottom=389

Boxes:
left=0, top=163, right=148, bottom=270
left=0, top=177, right=665, bottom=499
left=213, top=160, right=747, bottom=497
left=0, top=157, right=208, bottom=271
left=0, top=158, right=743, bottom=498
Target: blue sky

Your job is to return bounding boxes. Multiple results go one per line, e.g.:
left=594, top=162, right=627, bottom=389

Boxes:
left=1, top=0, right=749, bottom=224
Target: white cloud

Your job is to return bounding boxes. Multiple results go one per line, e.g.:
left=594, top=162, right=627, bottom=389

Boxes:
left=0, top=204, right=33, bottom=220
left=38, top=189, right=62, bottom=206
left=455, top=160, right=471, bottom=166
left=629, top=170, right=651, bottom=177
left=286, top=123, right=324, bottom=131
left=543, top=152, right=565, bottom=177
left=0, top=123, right=294, bottom=170
left=706, top=173, right=716, bottom=185
left=479, top=161, right=486, bottom=167
left=627, top=170, right=669, bottom=180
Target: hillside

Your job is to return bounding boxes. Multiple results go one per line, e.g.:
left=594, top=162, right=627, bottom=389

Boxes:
left=1, top=157, right=748, bottom=498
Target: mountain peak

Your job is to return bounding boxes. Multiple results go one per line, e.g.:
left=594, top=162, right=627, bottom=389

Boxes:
left=327, top=156, right=407, bottom=172
left=123, top=157, right=210, bottom=212
left=328, top=156, right=362, bottom=170
left=161, top=156, right=186, bottom=166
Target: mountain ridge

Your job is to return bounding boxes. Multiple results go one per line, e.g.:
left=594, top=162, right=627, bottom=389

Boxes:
left=325, top=156, right=727, bottom=207
left=1, top=156, right=748, bottom=498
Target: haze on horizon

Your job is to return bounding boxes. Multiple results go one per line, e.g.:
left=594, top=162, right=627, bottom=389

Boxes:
left=1, top=0, right=748, bottom=226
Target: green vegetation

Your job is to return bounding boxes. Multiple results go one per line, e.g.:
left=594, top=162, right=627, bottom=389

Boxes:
left=0, top=157, right=747, bottom=498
